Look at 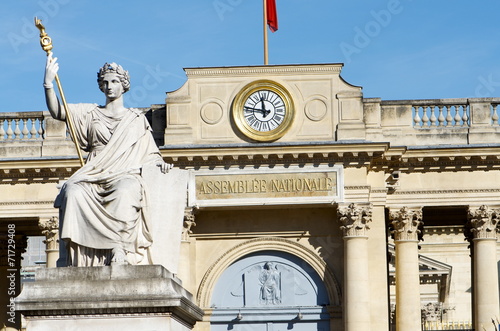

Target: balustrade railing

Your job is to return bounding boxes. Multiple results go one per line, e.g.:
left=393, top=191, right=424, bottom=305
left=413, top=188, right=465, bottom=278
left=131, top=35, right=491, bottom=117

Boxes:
left=0, top=112, right=45, bottom=141
left=422, top=320, right=472, bottom=330
left=2, top=98, right=500, bottom=147
left=412, top=101, right=469, bottom=128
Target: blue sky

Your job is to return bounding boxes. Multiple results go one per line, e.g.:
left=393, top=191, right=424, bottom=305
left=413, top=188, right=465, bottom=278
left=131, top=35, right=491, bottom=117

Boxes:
left=2, top=1, right=500, bottom=112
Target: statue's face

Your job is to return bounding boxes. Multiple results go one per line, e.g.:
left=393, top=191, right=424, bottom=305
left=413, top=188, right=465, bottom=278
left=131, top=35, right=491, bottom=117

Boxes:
left=102, top=72, right=124, bottom=100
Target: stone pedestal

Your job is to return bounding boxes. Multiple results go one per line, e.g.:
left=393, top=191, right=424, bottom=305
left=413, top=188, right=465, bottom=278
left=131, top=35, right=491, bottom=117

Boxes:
left=15, top=265, right=204, bottom=331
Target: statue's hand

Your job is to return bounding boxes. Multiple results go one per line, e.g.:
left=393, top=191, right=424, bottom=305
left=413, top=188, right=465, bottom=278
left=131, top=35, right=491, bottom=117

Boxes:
left=44, top=53, right=59, bottom=87
left=157, top=161, right=173, bottom=174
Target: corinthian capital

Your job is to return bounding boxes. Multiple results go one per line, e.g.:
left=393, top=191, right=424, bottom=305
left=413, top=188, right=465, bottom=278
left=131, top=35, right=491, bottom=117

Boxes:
left=182, top=206, right=198, bottom=241
left=390, top=207, right=423, bottom=241
left=337, top=203, right=372, bottom=237
left=38, top=216, right=59, bottom=250
left=467, top=205, right=500, bottom=240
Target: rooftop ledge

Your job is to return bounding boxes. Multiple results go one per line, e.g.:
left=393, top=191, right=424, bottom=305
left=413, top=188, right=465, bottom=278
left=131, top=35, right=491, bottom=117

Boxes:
left=2, top=97, right=500, bottom=159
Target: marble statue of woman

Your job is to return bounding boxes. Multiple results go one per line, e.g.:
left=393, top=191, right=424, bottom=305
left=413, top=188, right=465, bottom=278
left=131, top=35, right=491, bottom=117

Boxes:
left=44, top=54, right=171, bottom=267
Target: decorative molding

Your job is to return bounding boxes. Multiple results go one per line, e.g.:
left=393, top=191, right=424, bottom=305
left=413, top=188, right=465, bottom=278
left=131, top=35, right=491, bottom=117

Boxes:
left=392, top=188, right=500, bottom=195
left=39, top=216, right=59, bottom=250
left=22, top=309, right=175, bottom=318
left=390, top=207, right=423, bottom=241
left=200, top=101, right=224, bottom=125
left=467, top=205, right=500, bottom=240
left=166, top=152, right=379, bottom=169
left=304, top=97, right=328, bottom=122
left=337, top=203, right=372, bottom=237
left=185, top=64, right=343, bottom=78
left=0, top=200, right=54, bottom=206
left=0, top=167, right=74, bottom=184
left=196, top=237, right=341, bottom=309
left=182, top=206, right=198, bottom=241
left=344, top=186, right=371, bottom=190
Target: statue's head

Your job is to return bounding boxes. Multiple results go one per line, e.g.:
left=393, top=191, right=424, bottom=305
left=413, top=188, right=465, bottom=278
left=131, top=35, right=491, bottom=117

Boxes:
left=97, top=62, right=130, bottom=93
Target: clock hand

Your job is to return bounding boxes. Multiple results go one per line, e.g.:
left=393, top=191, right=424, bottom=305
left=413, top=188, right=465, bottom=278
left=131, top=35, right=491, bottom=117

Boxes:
left=260, top=96, right=271, bottom=118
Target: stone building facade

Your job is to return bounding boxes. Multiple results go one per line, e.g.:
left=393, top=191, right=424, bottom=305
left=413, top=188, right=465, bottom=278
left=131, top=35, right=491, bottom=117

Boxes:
left=1, top=63, right=500, bottom=330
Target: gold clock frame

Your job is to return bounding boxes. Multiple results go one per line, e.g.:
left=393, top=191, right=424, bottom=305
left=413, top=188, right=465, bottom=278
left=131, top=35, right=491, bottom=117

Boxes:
left=232, top=80, right=294, bottom=142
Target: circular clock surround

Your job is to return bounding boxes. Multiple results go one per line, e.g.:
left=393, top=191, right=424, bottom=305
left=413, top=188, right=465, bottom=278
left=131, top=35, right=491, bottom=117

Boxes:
left=232, top=80, right=294, bottom=142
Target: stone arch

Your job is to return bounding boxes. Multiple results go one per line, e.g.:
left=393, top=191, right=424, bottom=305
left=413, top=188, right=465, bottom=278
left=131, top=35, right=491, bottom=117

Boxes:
left=196, top=237, right=341, bottom=309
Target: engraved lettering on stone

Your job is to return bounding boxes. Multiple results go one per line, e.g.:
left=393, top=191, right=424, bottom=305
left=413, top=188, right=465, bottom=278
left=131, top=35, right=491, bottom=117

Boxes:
left=196, top=172, right=338, bottom=200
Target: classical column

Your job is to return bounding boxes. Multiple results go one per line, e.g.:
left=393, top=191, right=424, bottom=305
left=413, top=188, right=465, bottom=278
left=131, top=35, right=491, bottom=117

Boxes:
left=467, top=205, right=500, bottom=331
left=38, top=217, right=59, bottom=268
left=390, top=207, right=423, bottom=331
left=337, top=203, right=372, bottom=331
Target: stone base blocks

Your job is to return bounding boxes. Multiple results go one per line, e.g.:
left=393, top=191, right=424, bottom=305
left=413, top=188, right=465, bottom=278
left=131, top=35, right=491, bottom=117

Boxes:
left=16, top=265, right=203, bottom=331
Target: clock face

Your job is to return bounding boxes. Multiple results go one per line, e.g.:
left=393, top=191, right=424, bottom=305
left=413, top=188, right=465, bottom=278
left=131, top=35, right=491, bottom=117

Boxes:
left=243, top=90, right=286, bottom=132
left=233, top=80, right=294, bottom=142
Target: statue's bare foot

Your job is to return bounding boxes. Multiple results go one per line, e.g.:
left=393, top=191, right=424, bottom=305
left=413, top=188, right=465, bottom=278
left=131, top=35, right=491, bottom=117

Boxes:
left=111, top=247, right=128, bottom=265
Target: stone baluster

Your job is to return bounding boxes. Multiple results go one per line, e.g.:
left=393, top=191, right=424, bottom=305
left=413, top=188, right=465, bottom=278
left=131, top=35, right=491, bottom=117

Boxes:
left=38, top=217, right=59, bottom=268
left=13, top=119, right=21, bottom=140
left=492, top=104, right=499, bottom=126
left=390, top=206, right=423, bottom=331
left=29, top=118, right=38, bottom=139
left=337, top=203, right=372, bottom=331
left=453, top=105, right=462, bottom=127
left=413, top=106, right=421, bottom=127
left=467, top=205, right=500, bottom=331
left=438, top=106, right=445, bottom=126
left=6, top=119, right=13, bottom=140
left=0, top=119, right=5, bottom=141
left=462, top=105, right=469, bottom=127
left=422, top=107, right=430, bottom=127
left=445, top=106, right=453, bottom=127
left=38, top=118, right=45, bottom=138
left=21, top=119, right=29, bottom=140
left=430, top=106, right=437, bottom=126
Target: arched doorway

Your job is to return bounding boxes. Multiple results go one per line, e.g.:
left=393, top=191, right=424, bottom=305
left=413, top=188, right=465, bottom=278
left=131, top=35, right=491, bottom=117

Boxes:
left=210, top=250, right=330, bottom=330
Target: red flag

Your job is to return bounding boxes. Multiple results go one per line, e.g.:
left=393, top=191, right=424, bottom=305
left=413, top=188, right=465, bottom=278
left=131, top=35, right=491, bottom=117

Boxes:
left=266, top=0, right=278, bottom=32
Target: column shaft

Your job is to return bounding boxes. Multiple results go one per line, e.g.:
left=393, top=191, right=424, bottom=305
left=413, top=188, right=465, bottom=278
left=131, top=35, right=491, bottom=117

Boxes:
left=390, top=207, right=423, bottom=331
left=468, top=205, right=500, bottom=331
left=337, top=203, right=372, bottom=331
left=39, top=217, right=59, bottom=268
left=473, top=238, right=499, bottom=330
left=344, top=236, right=371, bottom=330
left=395, top=240, right=421, bottom=331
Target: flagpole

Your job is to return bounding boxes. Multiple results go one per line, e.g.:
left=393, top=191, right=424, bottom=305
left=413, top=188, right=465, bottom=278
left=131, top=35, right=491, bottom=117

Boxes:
left=263, top=0, right=269, bottom=65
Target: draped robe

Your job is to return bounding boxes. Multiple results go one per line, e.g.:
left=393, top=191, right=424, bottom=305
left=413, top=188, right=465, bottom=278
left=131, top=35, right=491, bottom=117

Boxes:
left=55, top=104, right=161, bottom=266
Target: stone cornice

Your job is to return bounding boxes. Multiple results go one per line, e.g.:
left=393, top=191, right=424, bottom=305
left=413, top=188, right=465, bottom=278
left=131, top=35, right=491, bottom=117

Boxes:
left=3, top=142, right=500, bottom=180
left=161, top=142, right=388, bottom=169
left=184, top=63, right=343, bottom=78
left=392, top=188, right=500, bottom=195
left=0, top=158, right=78, bottom=183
